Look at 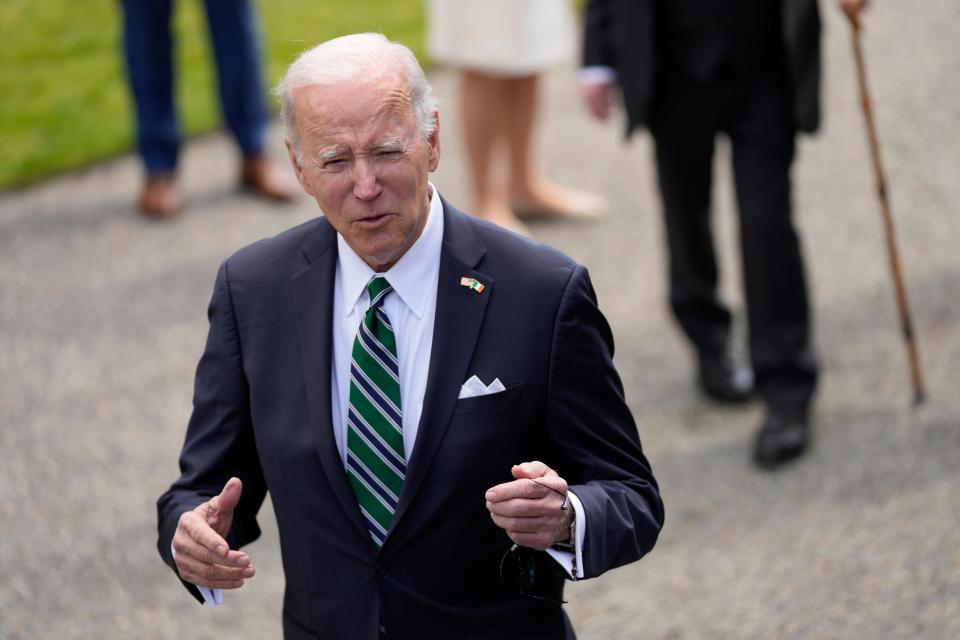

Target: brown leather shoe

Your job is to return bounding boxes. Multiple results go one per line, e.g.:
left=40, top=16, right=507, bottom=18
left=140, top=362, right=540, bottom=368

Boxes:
left=139, top=172, right=183, bottom=219
left=240, top=155, right=297, bottom=202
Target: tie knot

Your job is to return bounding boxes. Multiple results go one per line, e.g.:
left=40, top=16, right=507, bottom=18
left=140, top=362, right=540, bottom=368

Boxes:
left=366, top=276, right=393, bottom=310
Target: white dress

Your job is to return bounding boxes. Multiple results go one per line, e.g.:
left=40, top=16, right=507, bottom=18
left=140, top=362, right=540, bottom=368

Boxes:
left=426, top=0, right=577, bottom=76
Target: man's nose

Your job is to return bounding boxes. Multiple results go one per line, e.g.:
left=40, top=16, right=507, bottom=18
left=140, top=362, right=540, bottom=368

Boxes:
left=351, top=159, right=382, bottom=201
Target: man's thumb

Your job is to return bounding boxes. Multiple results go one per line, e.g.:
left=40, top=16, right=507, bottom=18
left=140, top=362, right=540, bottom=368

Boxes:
left=208, top=477, right=243, bottom=525
left=511, top=461, right=550, bottom=480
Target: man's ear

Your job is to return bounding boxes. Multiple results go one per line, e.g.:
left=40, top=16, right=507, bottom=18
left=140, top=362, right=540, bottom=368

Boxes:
left=285, top=141, right=312, bottom=196
left=426, top=111, right=441, bottom=172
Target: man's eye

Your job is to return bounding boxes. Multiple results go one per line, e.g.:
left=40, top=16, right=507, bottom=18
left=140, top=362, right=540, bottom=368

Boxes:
left=324, top=159, right=346, bottom=169
left=379, top=150, right=401, bottom=158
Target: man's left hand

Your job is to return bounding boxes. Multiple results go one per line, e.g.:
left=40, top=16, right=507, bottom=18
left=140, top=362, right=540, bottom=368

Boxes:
left=485, top=461, right=573, bottom=551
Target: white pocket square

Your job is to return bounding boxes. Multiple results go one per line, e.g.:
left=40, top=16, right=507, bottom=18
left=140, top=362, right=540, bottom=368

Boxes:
left=458, top=375, right=506, bottom=399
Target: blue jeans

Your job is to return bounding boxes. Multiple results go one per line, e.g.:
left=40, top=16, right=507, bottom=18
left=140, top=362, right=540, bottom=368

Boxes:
left=120, top=0, right=268, bottom=174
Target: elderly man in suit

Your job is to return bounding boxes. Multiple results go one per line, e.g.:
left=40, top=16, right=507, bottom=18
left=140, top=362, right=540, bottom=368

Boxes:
left=581, top=0, right=868, bottom=468
left=157, top=33, right=663, bottom=639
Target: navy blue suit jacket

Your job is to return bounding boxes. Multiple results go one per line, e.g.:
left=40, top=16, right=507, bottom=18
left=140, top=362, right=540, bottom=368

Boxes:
left=157, top=197, right=663, bottom=639
left=583, top=0, right=822, bottom=134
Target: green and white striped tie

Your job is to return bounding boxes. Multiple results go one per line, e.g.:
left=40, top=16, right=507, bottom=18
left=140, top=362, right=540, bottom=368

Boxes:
left=346, top=276, right=405, bottom=547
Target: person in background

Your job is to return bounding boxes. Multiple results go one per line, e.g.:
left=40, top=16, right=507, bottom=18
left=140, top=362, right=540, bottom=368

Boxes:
left=581, top=0, right=870, bottom=469
left=120, top=0, right=295, bottom=218
left=426, top=0, right=606, bottom=234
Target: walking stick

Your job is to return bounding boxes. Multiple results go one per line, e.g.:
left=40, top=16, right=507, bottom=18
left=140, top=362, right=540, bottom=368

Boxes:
left=846, top=8, right=926, bottom=405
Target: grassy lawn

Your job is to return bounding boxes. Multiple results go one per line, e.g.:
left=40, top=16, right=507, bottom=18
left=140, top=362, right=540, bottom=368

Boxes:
left=0, top=0, right=424, bottom=191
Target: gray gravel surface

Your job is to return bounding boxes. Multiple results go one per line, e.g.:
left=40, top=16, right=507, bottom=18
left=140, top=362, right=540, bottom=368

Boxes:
left=1, top=3, right=958, bottom=638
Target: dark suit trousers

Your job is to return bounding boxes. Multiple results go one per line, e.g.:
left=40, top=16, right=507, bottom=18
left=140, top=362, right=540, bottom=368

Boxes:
left=119, top=0, right=268, bottom=173
left=648, top=25, right=818, bottom=410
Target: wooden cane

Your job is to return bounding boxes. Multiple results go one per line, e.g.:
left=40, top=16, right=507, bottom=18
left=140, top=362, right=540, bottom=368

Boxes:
left=846, top=9, right=927, bottom=405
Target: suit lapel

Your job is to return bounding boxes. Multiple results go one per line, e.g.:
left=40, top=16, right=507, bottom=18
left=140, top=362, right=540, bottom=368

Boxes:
left=390, top=199, right=490, bottom=532
left=291, top=221, right=369, bottom=541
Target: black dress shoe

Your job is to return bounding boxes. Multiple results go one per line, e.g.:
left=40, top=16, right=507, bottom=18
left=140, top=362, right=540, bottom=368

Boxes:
left=753, top=406, right=811, bottom=469
left=698, top=354, right=753, bottom=404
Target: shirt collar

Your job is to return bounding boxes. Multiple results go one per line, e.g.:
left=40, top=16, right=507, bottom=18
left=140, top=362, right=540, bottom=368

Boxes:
left=337, top=183, right=444, bottom=319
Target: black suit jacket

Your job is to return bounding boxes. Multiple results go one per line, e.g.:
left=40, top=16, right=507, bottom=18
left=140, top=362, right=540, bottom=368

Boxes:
left=583, top=0, right=822, bottom=134
left=157, top=198, right=663, bottom=639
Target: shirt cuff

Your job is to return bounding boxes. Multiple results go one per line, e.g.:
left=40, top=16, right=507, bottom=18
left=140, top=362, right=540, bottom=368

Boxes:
left=544, top=490, right=586, bottom=580
left=578, top=66, right=618, bottom=86
left=171, top=545, right=224, bottom=607
left=198, top=585, right=223, bottom=607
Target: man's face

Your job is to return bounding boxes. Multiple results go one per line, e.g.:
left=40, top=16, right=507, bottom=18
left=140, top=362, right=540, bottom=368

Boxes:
left=287, top=74, right=440, bottom=272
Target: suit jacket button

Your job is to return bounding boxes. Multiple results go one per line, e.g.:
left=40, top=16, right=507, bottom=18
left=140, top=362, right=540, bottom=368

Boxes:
left=375, top=564, right=389, bottom=580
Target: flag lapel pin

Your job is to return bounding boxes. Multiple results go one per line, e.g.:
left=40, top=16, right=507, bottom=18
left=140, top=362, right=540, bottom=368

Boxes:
left=459, top=276, right=485, bottom=294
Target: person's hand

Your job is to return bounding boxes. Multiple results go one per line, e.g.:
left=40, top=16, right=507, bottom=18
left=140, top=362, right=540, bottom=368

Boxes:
left=580, top=81, right=617, bottom=121
left=171, top=477, right=255, bottom=589
left=839, top=0, right=870, bottom=22
left=485, top=461, right=573, bottom=551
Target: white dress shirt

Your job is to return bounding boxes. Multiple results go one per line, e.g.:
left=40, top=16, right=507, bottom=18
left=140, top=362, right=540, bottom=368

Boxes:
left=192, top=185, right=583, bottom=607
left=330, top=185, right=444, bottom=464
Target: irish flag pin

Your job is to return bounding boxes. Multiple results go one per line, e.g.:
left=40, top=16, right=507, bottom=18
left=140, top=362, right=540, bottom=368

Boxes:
left=460, top=276, right=485, bottom=293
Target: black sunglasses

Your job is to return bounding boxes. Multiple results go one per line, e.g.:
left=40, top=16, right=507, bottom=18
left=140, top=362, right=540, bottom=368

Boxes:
left=498, top=479, right=570, bottom=605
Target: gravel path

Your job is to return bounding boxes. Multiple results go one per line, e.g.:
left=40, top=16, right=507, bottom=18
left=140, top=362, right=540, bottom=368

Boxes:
left=1, top=3, right=957, bottom=638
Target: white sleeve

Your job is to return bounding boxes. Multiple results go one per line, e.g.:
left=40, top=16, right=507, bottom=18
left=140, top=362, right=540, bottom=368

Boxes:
left=544, top=490, right=586, bottom=580
left=171, top=545, right=225, bottom=607
left=578, top=66, right=618, bottom=86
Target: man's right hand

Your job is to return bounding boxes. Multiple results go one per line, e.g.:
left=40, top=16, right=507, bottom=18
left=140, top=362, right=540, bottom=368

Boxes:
left=172, top=477, right=255, bottom=590
left=580, top=81, right=617, bottom=121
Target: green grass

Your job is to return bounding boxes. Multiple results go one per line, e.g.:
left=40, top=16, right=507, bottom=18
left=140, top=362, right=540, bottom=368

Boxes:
left=0, top=0, right=424, bottom=191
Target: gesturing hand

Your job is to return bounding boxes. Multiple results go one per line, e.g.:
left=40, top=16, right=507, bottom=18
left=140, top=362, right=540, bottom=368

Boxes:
left=172, top=477, right=255, bottom=590
left=485, top=462, right=573, bottom=551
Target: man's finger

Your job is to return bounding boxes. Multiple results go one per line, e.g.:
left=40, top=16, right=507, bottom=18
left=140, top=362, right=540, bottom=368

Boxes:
left=176, top=553, right=256, bottom=584
left=206, top=477, right=243, bottom=531
left=173, top=533, right=251, bottom=568
left=181, top=511, right=231, bottom=558
left=510, top=461, right=551, bottom=480
left=486, top=478, right=550, bottom=503
left=178, top=567, right=249, bottom=590
left=487, top=496, right=561, bottom=518
left=489, top=512, right=555, bottom=534
left=486, top=463, right=569, bottom=503
left=531, top=474, right=567, bottom=496
left=177, top=556, right=256, bottom=581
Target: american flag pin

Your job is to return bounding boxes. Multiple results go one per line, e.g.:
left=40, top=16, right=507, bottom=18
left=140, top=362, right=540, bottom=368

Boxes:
left=460, top=276, right=485, bottom=293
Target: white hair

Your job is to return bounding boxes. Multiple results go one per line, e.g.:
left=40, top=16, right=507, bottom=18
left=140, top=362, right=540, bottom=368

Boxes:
left=273, top=33, right=438, bottom=166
